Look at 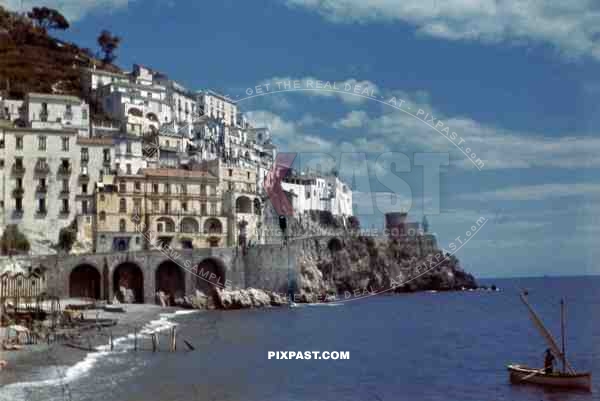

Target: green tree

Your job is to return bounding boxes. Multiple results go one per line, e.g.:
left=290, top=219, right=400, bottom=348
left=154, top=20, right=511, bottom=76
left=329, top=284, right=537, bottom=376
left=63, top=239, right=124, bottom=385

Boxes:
left=27, top=7, right=69, bottom=31
left=97, top=30, right=121, bottom=64
left=0, top=225, right=30, bottom=255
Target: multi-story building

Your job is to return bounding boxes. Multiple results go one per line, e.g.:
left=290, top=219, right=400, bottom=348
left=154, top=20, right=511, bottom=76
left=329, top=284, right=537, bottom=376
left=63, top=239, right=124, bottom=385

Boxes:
left=0, top=126, right=103, bottom=253
left=281, top=173, right=353, bottom=218
left=95, top=161, right=231, bottom=252
left=196, top=90, right=238, bottom=126
left=22, top=93, right=90, bottom=137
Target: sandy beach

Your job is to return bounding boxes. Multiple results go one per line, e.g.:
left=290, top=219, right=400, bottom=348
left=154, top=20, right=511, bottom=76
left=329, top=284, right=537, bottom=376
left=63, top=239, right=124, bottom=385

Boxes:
left=0, top=303, right=189, bottom=388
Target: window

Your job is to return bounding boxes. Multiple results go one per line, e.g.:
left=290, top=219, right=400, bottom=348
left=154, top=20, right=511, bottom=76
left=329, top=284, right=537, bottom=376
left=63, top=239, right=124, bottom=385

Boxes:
left=119, top=198, right=127, bottom=213
left=0, top=160, right=3, bottom=168
left=61, top=199, right=69, bottom=213
left=115, top=162, right=120, bottom=172
left=247, top=172, right=251, bottom=179
left=99, top=211, right=106, bottom=221
left=103, top=148, right=111, bottom=163
left=119, top=181, right=126, bottom=192
left=182, top=201, right=188, bottom=212
left=119, top=219, right=126, bottom=232
left=38, top=136, right=46, bottom=151
left=82, top=184, right=88, bottom=194
left=126, top=141, right=132, bottom=154
left=15, top=198, right=23, bottom=211
left=81, top=148, right=89, bottom=163
left=82, top=200, right=88, bottom=214
left=201, top=203, right=207, bottom=215
left=82, top=108, right=88, bottom=120
left=153, top=183, right=159, bottom=193
left=157, top=223, right=164, bottom=233
left=38, top=198, right=46, bottom=213
left=180, top=184, right=187, bottom=194
left=152, top=200, right=159, bottom=211
left=133, top=198, right=142, bottom=213
left=164, top=201, right=170, bottom=214
left=135, top=236, right=140, bottom=245
left=16, top=136, right=23, bottom=150
left=41, top=103, right=48, bottom=121
left=210, top=203, right=217, bottom=215
left=134, top=181, right=141, bottom=191
left=228, top=169, right=233, bottom=177
left=164, top=183, right=170, bottom=194
left=61, top=137, right=69, bottom=151
left=126, top=164, right=132, bottom=175
left=62, top=179, right=69, bottom=192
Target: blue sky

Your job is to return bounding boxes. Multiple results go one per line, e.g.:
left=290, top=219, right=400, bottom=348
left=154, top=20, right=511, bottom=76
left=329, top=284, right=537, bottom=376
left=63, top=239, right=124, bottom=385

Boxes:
left=5, top=0, right=600, bottom=278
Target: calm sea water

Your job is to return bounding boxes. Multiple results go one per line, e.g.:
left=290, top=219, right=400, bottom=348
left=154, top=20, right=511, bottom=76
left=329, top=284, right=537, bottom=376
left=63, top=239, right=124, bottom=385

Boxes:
left=1, top=276, right=598, bottom=401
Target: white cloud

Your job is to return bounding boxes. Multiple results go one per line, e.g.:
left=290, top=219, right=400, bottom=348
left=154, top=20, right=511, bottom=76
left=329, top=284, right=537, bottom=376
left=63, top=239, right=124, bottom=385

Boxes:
left=333, top=110, right=368, bottom=128
left=284, top=0, right=600, bottom=60
left=3, top=0, right=134, bottom=21
left=458, top=183, right=600, bottom=201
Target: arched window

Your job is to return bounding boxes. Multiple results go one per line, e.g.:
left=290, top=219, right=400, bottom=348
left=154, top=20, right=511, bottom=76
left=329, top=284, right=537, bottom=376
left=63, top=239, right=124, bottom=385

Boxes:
left=119, top=219, right=126, bottom=232
left=119, top=198, right=127, bottom=213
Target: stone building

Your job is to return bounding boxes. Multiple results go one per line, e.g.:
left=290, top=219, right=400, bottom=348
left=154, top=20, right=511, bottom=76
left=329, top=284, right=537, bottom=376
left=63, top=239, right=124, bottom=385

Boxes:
left=95, top=161, right=234, bottom=253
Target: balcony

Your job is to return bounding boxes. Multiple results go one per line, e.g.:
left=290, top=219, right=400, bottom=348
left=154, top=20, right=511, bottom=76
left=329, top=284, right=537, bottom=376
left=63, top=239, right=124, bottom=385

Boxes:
left=36, top=208, right=48, bottom=216
left=60, top=188, right=70, bottom=196
left=36, top=184, right=48, bottom=194
left=40, top=110, right=48, bottom=122
left=103, top=158, right=112, bottom=167
left=12, top=187, right=24, bottom=198
left=34, top=162, right=50, bottom=175
left=79, top=172, right=89, bottom=183
left=59, top=208, right=70, bottom=215
left=11, top=164, right=25, bottom=177
left=57, top=164, right=72, bottom=176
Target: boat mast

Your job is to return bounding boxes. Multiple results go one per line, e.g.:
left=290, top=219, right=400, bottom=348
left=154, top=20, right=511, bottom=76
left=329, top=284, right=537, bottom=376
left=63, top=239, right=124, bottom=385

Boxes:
left=560, top=299, right=566, bottom=374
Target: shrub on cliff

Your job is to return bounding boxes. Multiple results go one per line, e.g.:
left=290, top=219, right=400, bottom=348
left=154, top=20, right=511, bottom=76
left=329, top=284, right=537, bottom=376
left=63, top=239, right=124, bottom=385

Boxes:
left=0, top=224, right=30, bottom=255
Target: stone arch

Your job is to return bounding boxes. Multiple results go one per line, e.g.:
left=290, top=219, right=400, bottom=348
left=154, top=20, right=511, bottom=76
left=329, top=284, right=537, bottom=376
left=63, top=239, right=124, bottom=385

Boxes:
left=180, top=217, right=199, bottom=233
left=236, top=196, right=252, bottom=214
left=113, top=262, right=144, bottom=303
left=156, top=217, right=175, bottom=233
left=155, top=260, right=185, bottom=305
left=195, top=258, right=227, bottom=296
left=204, top=218, right=223, bottom=234
left=69, top=264, right=101, bottom=299
left=328, top=237, right=343, bottom=253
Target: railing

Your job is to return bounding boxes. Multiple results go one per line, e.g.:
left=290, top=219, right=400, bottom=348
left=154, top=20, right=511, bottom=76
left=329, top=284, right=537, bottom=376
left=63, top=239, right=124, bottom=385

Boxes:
left=34, top=163, right=50, bottom=175
left=11, top=164, right=25, bottom=176
left=36, top=208, right=48, bottom=215
left=57, top=165, right=72, bottom=176
left=59, top=208, right=70, bottom=215
left=60, top=188, right=70, bottom=196
left=12, top=187, right=24, bottom=198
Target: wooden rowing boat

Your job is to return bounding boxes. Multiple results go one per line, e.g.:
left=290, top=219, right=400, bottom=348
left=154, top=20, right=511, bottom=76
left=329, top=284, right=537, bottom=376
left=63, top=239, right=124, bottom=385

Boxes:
left=508, top=364, right=591, bottom=391
left=508, top=291, right=592, bottom=392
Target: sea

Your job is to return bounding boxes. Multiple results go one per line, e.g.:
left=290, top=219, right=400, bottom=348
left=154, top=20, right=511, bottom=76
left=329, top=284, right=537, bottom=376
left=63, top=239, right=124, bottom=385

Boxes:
left=0, top=276, right=598, bottom=401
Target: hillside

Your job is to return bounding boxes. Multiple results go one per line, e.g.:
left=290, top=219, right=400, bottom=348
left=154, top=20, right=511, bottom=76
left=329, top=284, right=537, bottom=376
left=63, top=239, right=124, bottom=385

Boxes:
left=0, top=6, right=120, bottom=99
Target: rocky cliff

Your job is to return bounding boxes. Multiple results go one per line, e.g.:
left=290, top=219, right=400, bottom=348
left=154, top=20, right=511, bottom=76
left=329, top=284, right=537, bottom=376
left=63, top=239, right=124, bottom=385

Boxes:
left=190, top=235, right=477, bottom=310
left=295, top=235, right=477, bottom=302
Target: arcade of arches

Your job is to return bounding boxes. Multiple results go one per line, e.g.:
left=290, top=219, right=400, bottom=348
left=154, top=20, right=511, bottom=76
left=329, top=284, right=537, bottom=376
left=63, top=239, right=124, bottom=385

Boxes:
left=155, top=260, right=185, bottom=304
left=69, top=264, right=101, bottom=299
left=113, top=262, right=145, bottom=303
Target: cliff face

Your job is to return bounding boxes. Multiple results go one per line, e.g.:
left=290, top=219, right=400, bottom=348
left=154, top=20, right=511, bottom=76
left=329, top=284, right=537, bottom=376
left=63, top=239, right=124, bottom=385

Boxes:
left=295, top=236, right=477, bottom=302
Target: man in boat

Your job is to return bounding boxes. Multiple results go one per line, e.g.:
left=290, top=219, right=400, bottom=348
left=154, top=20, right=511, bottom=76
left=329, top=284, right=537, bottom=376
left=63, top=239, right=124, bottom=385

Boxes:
left=544, top=348, right=555, bottom=374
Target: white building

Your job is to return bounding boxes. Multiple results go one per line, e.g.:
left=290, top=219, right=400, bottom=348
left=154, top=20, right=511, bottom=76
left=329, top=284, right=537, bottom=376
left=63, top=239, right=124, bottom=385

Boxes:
left=0, top=98, right=23, bottom=123
left=196, top=90, right=238, bottom=126
left=0, top=127, right=106, bottom=253
left=281, top=173, right=353, bottom=218
left=23, top=93, right=90, bottom=137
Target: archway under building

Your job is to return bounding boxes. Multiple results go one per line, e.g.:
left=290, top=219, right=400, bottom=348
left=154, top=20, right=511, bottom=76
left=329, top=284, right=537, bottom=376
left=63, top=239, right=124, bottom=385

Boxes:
left=113, top=262, right=144, bottom=303
left=155, top=260, right=185, bottom=305
left=236, top=196, right=252, bottom=214
left=69, top=264, right=101, bottom=299
left=328, top=237, right=343, bottom=253
left=195, top=258, right=227, bottom=299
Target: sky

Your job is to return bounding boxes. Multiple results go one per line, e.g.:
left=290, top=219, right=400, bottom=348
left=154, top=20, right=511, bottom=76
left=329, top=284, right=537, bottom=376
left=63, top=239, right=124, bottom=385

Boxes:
left=4, top=0, right=600, bottom=278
